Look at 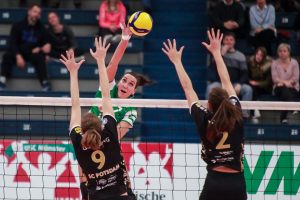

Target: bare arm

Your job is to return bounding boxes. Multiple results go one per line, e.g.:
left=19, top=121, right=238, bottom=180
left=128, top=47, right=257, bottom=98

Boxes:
left=202, top=29, right=236, bottom=97
left=107, top=23, right=132, bottom=82
left=90, top=37, right=114, bottom=116
left=117, top=121, right=132, bottom=139
left=60, top=50, right=85, bottom=129
left=162, top=39, right=199, bottom=107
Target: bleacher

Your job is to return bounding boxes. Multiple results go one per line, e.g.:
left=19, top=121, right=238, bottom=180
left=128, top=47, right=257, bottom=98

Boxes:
left=0, top=0, right=144, bottom=138
left=0, top=0, right=299, bottom=142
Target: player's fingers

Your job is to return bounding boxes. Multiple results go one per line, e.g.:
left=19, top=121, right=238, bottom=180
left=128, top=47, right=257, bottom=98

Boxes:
left=207, top=30, right=212, bottom=42
left=98, top=36, right=103, bottom=48
left=220, top=33, right=224, bottom=41
left=103, top=37, right=107, bottom=48
left=89, top=48, right=94, bottom=56
left=59, top=59, right=66, bottom=65
left=173, top=39, right=177, bottom=50
left=94, top=37, right=99, bottom=49
left=78, top=59, right=85, bottom=66
left=211, top=28, right=216, bottom=39
left=120, top=22, right=125, bottom=30
left=105, top=43, right=111, bottom=51
left=202, top=42, right=209, bottom=49
left=167, top=39, right=172, bottom=48
left=161, top=48, right=168, bottom=55
left=163, top=42, right=170, bottom=51
left=179, top=46, right=185, bottom=54
left=60, top=53, right=67, bottom=61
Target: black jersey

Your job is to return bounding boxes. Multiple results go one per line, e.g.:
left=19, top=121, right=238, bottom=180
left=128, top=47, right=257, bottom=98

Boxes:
left=190, top=96, right=244, bottom=172
left=69, top=115, right=127, bottom=199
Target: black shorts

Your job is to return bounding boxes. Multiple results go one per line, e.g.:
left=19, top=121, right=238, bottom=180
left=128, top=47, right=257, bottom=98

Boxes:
left=88, top=195, right=129, bottom=200
left=199, top=170, right=247, bottom=200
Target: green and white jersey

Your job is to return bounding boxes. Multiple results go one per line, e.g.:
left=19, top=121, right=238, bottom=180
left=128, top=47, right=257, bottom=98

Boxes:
left=89, top=80, right=137, bottom=126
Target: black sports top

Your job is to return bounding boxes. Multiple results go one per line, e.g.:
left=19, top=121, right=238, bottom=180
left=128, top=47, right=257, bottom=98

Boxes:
left=190, top=96, right=244, bottom=172
left=70, top=115, right=127, bottom=199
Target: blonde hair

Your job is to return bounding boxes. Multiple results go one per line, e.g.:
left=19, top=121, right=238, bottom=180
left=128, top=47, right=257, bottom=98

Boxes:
left=277, top=43, right=291, bottom=57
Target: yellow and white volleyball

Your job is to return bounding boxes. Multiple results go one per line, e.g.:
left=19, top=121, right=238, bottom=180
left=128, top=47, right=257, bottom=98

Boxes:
left=128, top=11, right=153, bottom=36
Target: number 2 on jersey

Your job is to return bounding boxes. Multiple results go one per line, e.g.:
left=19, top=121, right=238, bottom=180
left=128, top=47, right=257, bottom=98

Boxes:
left=216, top=132, right=231, bottom=150
left=91, top=150, right=105, bottom=169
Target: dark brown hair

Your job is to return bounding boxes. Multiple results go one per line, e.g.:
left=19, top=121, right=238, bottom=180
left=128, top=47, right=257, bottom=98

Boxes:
left=254, top=46, right=268, bottom=64
left=207, top=87, right=242, bottom=142
left=81, top=113, right=103, bottom=150
left=125, top=72, right=153, bottom=88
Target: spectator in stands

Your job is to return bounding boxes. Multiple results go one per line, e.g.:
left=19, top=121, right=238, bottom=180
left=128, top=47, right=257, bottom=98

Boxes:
left=248, top=46, right=273, bottom=100
left=206, top=32, right=253, bottom=118
left=0, top=4, right=51, bottom=91
left=99, top=0, right=127, bottom=43
left=272, top=0, right=300, bottom=12
left=249, top=0, right=277, bottom=55
left=46, top=11, right=83, bottom=60
left=248, top=46, right=273, bottom=119
left=19, top=0, right=82, bottom=9
left=210, top=0, right=245, bottom=38
left=271, top=43, right=299, bottom=124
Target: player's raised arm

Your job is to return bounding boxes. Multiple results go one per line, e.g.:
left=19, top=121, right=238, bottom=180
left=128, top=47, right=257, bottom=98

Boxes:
left=90, top=37, right=113, bottom=117
left=60, top=50, right=85, bottom=129
left=106, top=22, right=132, bottom=82
left=162, top=39, right=199, bottom=107
left=202, top=28, right=236, bottom=97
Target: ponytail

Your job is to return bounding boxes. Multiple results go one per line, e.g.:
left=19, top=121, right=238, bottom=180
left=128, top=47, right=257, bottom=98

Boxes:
left=207, top=87, right=242, bottom=142
left=126, top=72, right=153, bottom=88
left=81, top=129, right=103, bottom=150
left=81, top=113, right=103, bottom=150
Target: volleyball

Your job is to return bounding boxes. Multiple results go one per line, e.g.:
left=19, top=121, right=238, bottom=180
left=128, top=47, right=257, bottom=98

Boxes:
left=128, top=11, right=153, bottom=36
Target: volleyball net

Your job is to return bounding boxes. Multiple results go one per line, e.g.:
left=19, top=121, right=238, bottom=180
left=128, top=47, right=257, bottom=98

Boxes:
left=0, top=96, right=300, bottom=200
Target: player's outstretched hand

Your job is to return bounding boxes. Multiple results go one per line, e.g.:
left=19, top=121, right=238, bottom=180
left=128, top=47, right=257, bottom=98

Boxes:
left=202, top=28, right=223, bottom=55
left=120, top=22, right=132, bottom=41
left=60, top=49, right=85, bottom=73
left=90, top=37, right=111, bottom=61
left=162, top=39, right=185, bottom=64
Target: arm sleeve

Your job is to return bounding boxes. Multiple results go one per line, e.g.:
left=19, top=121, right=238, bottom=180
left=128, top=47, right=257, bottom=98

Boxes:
left=262, top=5, right=275, bottom=29
left=69, top=126, right=82, bottom=148
left=249, top=6, right=260, bottom=30
left=119, top=2, right=127, bottom=24
left=190, top=102, right=208, bottom=136
left=239, top=55, right=249, bottom=84
left=271, top=61, right=280, bottom=84
left=235, top=3, right=245, bottom=27
left=291, top=59, right=300, bottom=87
left=121, top=109, right=137, bottom=126
left=9, top=23, right=21, bottom=55
left=99, top=3, right=111, bottom=28
left=39, top=23, right=50, bottom=46
left=64, top=25, right=77, bottom=48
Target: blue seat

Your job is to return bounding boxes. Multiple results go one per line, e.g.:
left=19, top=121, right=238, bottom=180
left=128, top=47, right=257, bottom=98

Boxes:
left=0, top=90, right=94, bottom=97
left=0, top=35, right=144, bottom=53
left=8, top=62, right=142, bottom=80
left=275, top=12, right=297, bottom=29
left=0, top=8, right=98, bottom=25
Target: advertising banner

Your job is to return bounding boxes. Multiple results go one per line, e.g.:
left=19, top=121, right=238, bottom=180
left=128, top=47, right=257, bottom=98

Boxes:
left=0, top=140, right=299, bottom=200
